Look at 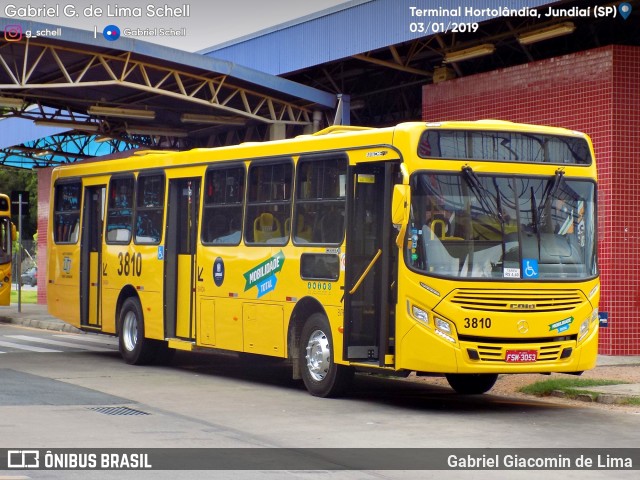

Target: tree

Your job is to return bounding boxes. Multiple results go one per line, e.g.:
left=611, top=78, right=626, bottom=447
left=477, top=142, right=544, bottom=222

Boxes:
left=0, top=167, right=38, bottom=239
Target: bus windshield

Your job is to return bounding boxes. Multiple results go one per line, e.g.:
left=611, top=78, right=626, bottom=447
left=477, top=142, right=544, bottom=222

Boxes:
left=406, top=171, right=597, bottom=280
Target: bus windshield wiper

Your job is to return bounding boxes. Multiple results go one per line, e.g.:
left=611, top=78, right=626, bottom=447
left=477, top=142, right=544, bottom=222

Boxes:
left=538, top=167, right=565, bottom=220
left=461, top=165, right=502, bottom=221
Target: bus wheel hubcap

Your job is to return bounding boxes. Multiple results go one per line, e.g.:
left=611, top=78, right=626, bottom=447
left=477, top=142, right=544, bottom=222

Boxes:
left=305, top=329, right=330, bottom=381
left=122, top=311, right=138, bottom=352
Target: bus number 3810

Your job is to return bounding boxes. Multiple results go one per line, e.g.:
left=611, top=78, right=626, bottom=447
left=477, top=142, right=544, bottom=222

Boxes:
left=464, top=317, right=492, bottom=329
left=117, top=252, right=142, bottom=277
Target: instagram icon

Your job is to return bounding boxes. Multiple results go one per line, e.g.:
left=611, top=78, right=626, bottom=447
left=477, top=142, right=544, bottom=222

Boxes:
left=4, top=24, right=23, bottom=41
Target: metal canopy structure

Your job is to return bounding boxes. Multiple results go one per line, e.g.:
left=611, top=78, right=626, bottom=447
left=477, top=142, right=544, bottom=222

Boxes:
left=2, top=0, right=639, bottom=168
left=208, top=0, right=640, bottom=127
left=0, top=18, right=337, bottom=168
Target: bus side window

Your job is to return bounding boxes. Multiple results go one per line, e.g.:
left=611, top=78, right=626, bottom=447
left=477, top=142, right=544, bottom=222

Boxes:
left=295, top=155, right=347, bottom=245
left=53, top=182, right=81, bottom=244
left=135, top=174, right=165, bottom=244
left=245, top=160, right=292, bottom=245
left=202, top=165, right=245, bottom=245
left=106, top=176, right=134, bottom=244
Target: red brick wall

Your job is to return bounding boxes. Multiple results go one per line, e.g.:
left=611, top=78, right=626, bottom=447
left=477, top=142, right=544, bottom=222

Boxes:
left=423, top=45, right=640, bottom=355
left=36, top=167, right=52, bottom=305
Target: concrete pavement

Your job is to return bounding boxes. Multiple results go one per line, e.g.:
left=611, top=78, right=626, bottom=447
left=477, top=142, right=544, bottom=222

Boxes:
left=1, top=302, right=639, bottom=404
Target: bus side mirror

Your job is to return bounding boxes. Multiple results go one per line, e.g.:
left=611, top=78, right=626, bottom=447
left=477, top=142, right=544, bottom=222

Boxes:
left=11, top=223, right=16, bottom=242
left=392, top=185, right=410, bottom=224
left=391, top=185, right=410, bottom=248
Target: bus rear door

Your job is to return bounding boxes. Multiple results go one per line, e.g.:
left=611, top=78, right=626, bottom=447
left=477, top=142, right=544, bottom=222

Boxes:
left=80, top=185, right=105, bottom=328
left=164, top=178, right=201, bottom=342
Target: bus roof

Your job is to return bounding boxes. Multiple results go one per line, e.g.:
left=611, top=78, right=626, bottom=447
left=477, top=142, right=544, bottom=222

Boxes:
left=50, top=121, right=591, bottom=177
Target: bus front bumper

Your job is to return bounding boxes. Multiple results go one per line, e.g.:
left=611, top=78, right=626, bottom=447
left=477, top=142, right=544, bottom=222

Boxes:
left=398, top=322, right=599, bottom=375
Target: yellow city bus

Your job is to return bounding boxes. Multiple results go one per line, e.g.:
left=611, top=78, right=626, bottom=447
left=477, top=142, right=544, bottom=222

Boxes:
left=0, top=193, right=16, bottom=306
left=47, top=121, right=599, bottom=396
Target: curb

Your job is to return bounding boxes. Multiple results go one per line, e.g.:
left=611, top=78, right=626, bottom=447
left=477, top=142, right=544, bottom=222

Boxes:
left=0, top=316, right=81, bottom=334
left=550, top=388, right=638, bottom=405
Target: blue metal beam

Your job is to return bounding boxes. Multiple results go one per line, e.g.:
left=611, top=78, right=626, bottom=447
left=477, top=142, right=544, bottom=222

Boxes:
left=0, top=18, right=336, bottom=108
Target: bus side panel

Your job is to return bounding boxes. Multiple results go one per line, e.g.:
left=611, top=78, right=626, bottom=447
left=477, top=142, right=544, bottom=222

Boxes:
left=195, top=240, right=347, bottom=361
left=215, top=297, right=243, bottom=351
left=243, top=303, right=285, bottom=356
left=137, top=290, right=164, bottom=340
left=100, top=244, right=165, bottom=338
left=47, top=243, right=81, bottom=327
left=194, top=246, right=277, bottom=352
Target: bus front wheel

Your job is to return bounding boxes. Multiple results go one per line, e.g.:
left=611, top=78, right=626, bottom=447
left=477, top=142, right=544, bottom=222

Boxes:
left=299, top=313, right=353, bottom=397
left=118, top=297, right=156, bottom=365
left=445, top=373, right=498, bottom=394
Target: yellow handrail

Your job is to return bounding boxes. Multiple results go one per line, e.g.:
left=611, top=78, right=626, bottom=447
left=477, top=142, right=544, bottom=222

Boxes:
left=349, top=249, right=382, bottom=295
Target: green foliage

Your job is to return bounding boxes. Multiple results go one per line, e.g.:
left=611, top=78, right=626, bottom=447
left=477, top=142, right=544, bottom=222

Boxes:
left=0, top=167, right=38, bottom=238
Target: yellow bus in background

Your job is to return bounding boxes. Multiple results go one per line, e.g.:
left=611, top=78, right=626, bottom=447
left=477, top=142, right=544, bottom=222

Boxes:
left=47, top=121, right=599, bottom=396
left=0, top=193, right=16, bottom=306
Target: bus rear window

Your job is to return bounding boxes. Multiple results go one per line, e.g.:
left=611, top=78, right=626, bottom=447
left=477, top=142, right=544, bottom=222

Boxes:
left=418, top=130, right=592, bottom=165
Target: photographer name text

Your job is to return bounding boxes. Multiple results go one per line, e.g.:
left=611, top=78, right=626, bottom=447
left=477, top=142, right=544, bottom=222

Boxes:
left=4, top=4, right=190, bottom=18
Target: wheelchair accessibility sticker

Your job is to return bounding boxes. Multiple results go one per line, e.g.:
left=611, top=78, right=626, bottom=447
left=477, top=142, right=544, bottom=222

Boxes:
left=522, top=259, right=539, bottom=279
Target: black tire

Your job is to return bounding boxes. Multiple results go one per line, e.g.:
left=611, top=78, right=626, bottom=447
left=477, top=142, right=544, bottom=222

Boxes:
left=445, top=373, right=498, bottom=394
left=118, top=297, right=156, bottom=365
left=299, top=313, right=353, bottom=397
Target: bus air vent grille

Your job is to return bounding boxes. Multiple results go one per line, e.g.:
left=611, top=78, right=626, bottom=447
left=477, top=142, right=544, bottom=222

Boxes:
left=450, top=289, right=582, bottom=312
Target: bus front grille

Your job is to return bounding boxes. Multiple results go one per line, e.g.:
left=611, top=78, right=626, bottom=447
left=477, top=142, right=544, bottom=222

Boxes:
left=450, top=289, right=583, bottom=313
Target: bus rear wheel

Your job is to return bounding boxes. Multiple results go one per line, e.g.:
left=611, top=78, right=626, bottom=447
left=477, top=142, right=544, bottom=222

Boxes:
left=299, top=313, right=353, bottom=397
left=445, top=373, right=498, bottom=394
left=118, top=297, right=156, bottom=365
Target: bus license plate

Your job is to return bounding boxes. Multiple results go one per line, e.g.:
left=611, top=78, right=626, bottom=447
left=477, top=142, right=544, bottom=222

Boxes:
left=505, top=350, right=537, bottom=363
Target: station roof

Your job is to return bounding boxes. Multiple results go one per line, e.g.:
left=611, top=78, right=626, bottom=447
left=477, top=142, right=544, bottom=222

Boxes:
left=204, top=0, right=640, bottom=126
left=1, top=0, right=638, bottom=167
left=203, top=0, right=554, bottom=75
left=0, top=18, right=337, bottom=168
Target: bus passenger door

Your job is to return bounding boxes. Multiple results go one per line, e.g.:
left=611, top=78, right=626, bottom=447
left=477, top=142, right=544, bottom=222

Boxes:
left=80, top=185, right=105, bottom=328
left=164, top=178, right=200, bottom=341
left=344, top=162, right=397, bottom=366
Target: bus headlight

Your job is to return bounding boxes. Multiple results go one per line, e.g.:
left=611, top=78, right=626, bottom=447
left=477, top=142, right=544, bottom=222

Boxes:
left=411, top=305, right=429, bottom=325
left=578, top=318, right=590, bottom=342
left=434, top=317, right=456, bottom=343
left=579, top=308, right=598, bottom=342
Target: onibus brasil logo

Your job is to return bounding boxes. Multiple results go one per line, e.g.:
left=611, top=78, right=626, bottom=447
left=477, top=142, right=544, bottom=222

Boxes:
left=243, top=250, right=285, bottom=298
